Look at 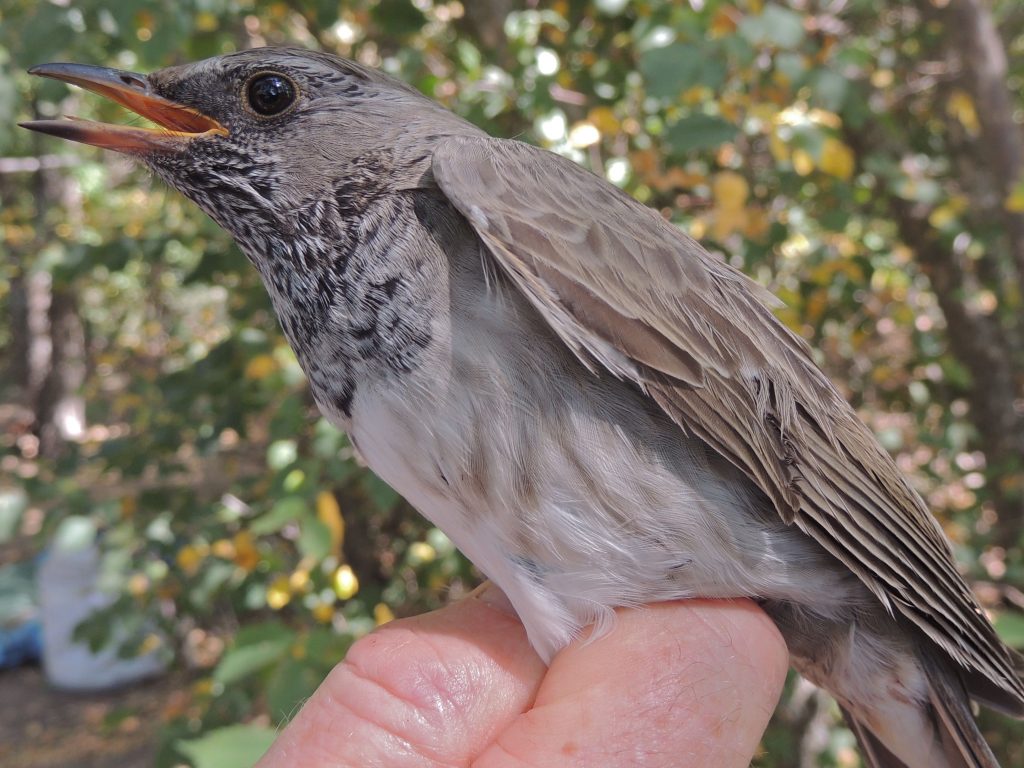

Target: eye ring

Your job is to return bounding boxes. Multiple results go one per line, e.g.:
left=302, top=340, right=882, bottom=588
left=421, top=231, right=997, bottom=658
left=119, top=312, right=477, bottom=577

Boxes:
left=244, top=72, right=298, bottom=117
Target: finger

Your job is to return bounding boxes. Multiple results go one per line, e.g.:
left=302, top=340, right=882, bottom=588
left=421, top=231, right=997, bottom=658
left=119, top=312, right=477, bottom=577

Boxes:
left=256, top=583, right=546, bottom=768
left=474, top=599, right=787, bottom=768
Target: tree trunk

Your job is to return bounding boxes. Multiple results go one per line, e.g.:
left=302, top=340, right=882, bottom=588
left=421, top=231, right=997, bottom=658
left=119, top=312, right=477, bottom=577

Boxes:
left=11, top=115, right=89, bottom=459
left=34, top=286, right=87, bottom=457
left=889, top=0, right=1024, bottom=549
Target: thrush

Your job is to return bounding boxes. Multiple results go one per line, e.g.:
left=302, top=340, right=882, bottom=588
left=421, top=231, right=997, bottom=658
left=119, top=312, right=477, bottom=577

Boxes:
left=21, top=48, right=1024, bottom=768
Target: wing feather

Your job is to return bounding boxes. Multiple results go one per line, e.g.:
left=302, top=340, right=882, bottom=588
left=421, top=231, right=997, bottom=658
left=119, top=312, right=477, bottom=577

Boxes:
left=431, top=135, right=1023, bottom=706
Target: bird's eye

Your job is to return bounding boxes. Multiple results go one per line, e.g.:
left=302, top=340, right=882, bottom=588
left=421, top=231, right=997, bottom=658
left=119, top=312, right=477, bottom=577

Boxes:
left=246, top=73, right=296, bottom=116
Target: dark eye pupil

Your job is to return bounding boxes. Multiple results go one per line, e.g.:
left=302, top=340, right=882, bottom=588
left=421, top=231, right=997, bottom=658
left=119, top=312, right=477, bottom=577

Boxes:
left=248, top=74, right=295, bottom=116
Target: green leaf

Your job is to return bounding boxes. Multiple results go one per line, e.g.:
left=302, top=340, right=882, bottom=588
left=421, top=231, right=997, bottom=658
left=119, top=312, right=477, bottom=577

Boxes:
left=739, top=4, right=805, bottom=49
left=176, top=725, right=277, bottom=768
left=267, top=440, right=298, bottom=471
left=269, top=396, right=305, bottom=440
left=364, top=473, right=401, bottom=510
left=994, top=612, right=1024, bottom=649
left=16, top=5, right=75, bottom=65
left=305, top=627, right=355, bottom=666
left=664, top=115, right=737, bottom=154
left=297, top=518, right=333, bottom=561
left=812, top=70, right=849, bottom=113
left=639, top=44, right=702, bottom=99
left=0, top=489, right=28, bottom=544
left=213, top=623, right=294, bottom=685
left=370, top=0, right=428, bottom=36
left=266, top=657, right=322, bottom=722
left=639, top=43, right=726, bottom=99
left=251, top=496, right=308, bottom=535
left=774, top=52, right=806, bottom=83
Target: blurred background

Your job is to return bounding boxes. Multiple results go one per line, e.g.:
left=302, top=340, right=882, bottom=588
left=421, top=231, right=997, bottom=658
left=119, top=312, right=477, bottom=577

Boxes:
left=1, top=0, right=1023, bottom=766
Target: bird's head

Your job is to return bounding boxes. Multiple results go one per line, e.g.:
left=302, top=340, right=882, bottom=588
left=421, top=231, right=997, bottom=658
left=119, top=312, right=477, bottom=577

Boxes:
left=21, top=47, right=470, bottom=238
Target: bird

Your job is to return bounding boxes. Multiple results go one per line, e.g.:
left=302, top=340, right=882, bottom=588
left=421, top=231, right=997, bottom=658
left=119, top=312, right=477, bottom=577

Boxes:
left=20, top=47, right=1024, bottom=768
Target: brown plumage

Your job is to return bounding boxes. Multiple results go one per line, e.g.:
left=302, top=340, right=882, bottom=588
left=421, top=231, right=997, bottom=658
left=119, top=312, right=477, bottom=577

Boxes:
left=21, top=48, right=1024, bottom=767
left=433, top=137, right=1023, bottom=712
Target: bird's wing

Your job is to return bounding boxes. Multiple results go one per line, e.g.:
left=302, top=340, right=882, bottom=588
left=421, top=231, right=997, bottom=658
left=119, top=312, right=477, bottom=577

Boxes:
left=432, top=135, right=1023, bottom=704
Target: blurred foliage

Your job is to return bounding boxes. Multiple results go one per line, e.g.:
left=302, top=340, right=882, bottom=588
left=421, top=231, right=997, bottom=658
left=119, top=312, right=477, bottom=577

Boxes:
left=1, top=0, right=1023, bottom=766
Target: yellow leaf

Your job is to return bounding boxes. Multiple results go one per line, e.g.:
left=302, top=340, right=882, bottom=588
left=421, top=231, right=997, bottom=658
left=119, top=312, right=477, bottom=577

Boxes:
left=830, top=234, right=858, bottom=258
left=195, top=11, right=218, bottom=31
left=232, top=531, right=260, bottom=572
left=244, top=354, right=278, bottom=380
left=650, top=167, right=704, bottom=192
left=289, top=568, right=311, bottom=593
left=630, top=149, right=659, bottom=177
left=712, top=207, right=747, bottom=241
left=587, top=106, right=619, bottom=135
left=176, top=545, right=206, bottom=576
left=681, top=86, right=707, bottom=106
left=792, top=149, right=815, bottom=176
left=121, top=496, right=137, bottom=518
left=929, top=204, right=958, bottom=229
left=870, top=365, right=893, bottom=384
left=374, top=603, right=396, bottom=626
left=870, top=69, right=894, bottom=88
left=710, top=7, right=738, bottom=37
left=128, top=573, right=149, bottom=597
left=769, top=130, right=790, bottom=163
left=332, top=564, right=359, bottom=600
left=408, top=541, right=437, bottom=565
left=712, top=171, right=749, bottom=211
left=744, top=207, right=771, bottom=241
left=819, top=137, right=855, bottom=180
left=312, top=602, right=335, bottom=623
left=947, top=89, right=980, bottom=136
left=1005, top=187, right=1024, bottom=213
left=805, top=292, right=828, bottom=323
left=211, top=538, right=235, bottom=559
left=267, top=575, right=292, bottom=610
left=316, top=491, right=345, bottom=554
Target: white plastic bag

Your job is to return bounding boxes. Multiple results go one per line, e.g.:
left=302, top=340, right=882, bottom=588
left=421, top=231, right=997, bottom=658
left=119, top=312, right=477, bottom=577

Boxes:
left=37, top=516, right=167, bottom=690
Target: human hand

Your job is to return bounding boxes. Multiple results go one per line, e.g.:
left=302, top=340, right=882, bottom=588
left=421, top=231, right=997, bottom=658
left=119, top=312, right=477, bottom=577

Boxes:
left=256, top=585, right=787, bottom=768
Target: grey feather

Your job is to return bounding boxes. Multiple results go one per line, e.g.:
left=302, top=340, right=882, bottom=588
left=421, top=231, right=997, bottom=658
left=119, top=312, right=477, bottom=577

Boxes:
left=431, top=135, right=1024, bottom=714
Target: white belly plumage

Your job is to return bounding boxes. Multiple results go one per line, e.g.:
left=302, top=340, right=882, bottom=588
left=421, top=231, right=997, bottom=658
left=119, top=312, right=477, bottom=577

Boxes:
left=346, top=363, right=864, bottom=663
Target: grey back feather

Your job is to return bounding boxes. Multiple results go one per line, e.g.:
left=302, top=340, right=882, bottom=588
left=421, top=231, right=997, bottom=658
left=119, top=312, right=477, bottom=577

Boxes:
left=431, top=135, right=1024, bottom=711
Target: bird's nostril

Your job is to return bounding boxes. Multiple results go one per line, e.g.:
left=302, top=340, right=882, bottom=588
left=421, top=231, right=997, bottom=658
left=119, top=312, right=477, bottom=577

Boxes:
left=120, top=74, right=146, bottom=89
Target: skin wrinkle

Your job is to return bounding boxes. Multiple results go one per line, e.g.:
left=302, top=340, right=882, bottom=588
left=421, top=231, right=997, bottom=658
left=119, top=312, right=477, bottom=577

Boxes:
left=291, top=675, right=429, bottom=767
left=472, top=601, right=787, bottom=768
left=341, top=655, right=449, bottom=734
left=264, top=597, right=543, bottom=768
left=345, top=629, right=507, bottom=754
left=475, top=741, right=544, bottom=768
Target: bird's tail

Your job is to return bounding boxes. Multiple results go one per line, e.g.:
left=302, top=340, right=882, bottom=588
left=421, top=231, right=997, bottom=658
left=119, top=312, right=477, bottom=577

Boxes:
left=842, top=645, right=1003, bottom=768
left=920, top=645, right=1001, bottom=768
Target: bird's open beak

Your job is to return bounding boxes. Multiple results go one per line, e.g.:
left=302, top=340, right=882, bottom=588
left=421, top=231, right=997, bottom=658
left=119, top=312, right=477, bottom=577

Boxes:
left=19, top=63, right=227, bottom=153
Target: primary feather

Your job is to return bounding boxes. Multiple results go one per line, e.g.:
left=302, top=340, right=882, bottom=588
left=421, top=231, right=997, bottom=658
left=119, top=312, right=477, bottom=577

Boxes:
left=431, top=136, right=1024, bottom=715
